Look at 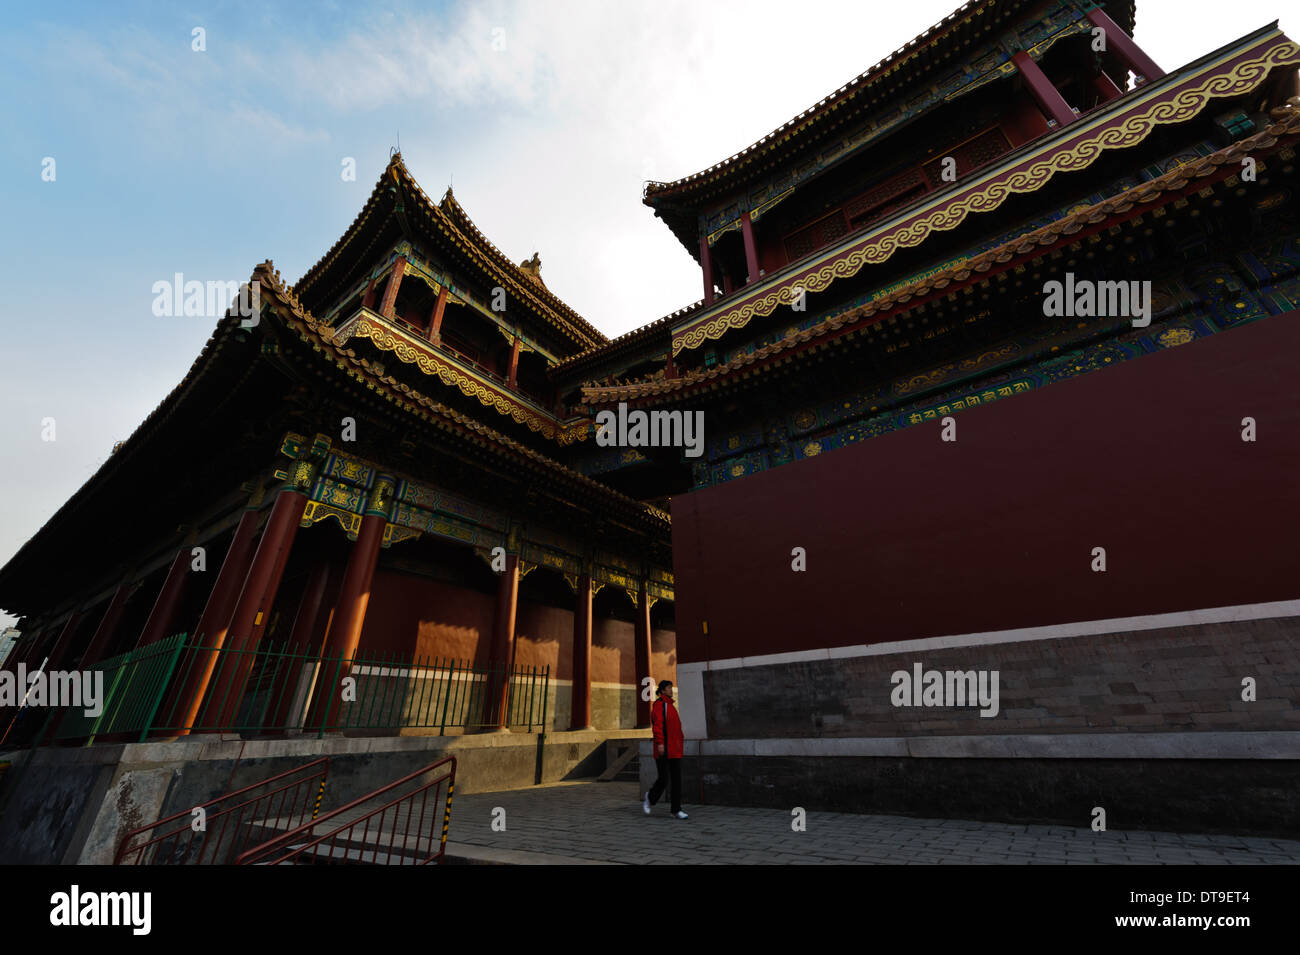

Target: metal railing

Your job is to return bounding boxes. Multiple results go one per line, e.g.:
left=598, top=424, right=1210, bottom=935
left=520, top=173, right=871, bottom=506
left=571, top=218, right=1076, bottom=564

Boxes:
left=114, top=758, right=330, bottom=865
left=51, top=638, right=549, bottom=744
left=54, top=634, right=187, bottom=744
left=234, top=756, right=456, bottom=866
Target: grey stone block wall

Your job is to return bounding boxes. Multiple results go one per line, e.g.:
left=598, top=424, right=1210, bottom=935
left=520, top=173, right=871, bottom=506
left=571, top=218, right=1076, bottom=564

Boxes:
left=676, top=753, right=1300, bottom=838
left=704, top=617, right=1300, bottom=739
left=546, top=682, right=638, bottom=731
left=0, top=729, right=649, bottom=864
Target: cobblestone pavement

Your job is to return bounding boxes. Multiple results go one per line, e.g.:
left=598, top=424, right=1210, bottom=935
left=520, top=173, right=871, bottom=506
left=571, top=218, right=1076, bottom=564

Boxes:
left=444, top=780, right=1300, bottom=865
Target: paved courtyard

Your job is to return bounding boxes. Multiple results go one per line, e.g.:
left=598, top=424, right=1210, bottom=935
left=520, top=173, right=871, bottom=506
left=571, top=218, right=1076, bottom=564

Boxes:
left=444, top=780, right=1300, bottom=865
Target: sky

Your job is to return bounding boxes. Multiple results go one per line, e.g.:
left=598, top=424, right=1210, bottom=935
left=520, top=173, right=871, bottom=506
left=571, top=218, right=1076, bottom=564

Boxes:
left=0, top=0, right=1291, bottom=627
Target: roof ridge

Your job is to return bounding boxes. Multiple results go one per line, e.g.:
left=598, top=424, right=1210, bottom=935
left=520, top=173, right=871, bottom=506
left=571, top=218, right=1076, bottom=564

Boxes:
left=293, top=154, right=609, bottom=351
left=644, top=0, right=986, bottom=199
left=404, top=166, right=609, bottom=347
left=293, top=154, right=401, bottom=298
left=552, top=299, right=708, bottom=373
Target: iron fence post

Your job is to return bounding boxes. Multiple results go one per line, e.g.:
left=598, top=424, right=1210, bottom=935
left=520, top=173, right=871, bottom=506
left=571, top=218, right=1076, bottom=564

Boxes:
left=540, top=665, right=550, bottom=733
left=139, top=634, right=187, bottom=742
left=318, top=651, right=346, bottom=739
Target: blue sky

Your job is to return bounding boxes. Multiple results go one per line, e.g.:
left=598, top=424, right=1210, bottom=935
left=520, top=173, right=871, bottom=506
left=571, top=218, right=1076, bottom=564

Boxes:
left=0, top=0, right=1291, bottom=627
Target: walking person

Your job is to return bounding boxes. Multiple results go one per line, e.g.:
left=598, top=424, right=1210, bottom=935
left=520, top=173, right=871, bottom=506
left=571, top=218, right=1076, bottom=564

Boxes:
left=644, top=679, right=688, bottom=819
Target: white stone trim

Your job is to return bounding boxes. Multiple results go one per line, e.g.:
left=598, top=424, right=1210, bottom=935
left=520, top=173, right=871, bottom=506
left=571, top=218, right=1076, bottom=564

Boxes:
left=639, top=732, right=1300, bottom=760
left=677, top=598, right=1300, bottom=679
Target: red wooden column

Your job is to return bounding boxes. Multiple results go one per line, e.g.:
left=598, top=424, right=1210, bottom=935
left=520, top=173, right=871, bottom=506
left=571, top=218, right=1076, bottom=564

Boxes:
left=266, top=560, right=333, bottom=731
left=506, top=334, right=521, bottom=389
left=168, top=507, right=263, bottom=735
left=699, top=235, right=715, bottom=305
left=30, top=624, right=69, bottom=668
left=306, top=476, right=394, bottom=731
left=569, top=573, right=593, bottom=730
left=484, top=553, right=521, bottom=730
left=378, top=256, right=407, bottom=318
left=1086, top=7, right=1164, bottom=83
left=206, top=486, right=311, bottom=730
left=1092, top=70, right=1124, bottom=104
left=426, top=285, right=449, bottom=342
left=741, top=212, right=761, bottom=286
left=360, top=275, right=378, bottom=310
left=1012, top=51, right=1077, bottom=128
left=42, top=610, right=86, bottom=672
left=134, top=545, right=194, bottom=649
left=79, top=580, right=135, bottom=666
left=634, top=583, right=653, bottom=728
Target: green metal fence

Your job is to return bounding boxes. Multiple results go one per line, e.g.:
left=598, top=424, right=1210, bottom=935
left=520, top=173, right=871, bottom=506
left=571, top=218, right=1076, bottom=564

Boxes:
left=55, top=634, right=187, bottom=743
left=53, top=636, right=550, bottom=743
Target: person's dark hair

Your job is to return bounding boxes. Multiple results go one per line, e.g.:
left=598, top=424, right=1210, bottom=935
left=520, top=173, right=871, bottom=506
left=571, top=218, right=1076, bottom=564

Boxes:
left=657, top=680, right=673, bottom=696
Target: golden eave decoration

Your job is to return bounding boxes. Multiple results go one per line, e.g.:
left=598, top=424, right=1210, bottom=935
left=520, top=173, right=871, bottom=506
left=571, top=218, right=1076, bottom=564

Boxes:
left=335, top=312, right=589, bottom=445
left=670, top=32, right=1300, bottom=356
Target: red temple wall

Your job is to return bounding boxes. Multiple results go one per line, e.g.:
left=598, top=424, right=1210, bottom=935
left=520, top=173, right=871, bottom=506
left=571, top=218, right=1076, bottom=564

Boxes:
left=672, top=310, right=1300, bottom=665
left=358, top=570, right=496, bottom=662
left=358, top=568, right=676, bottom=685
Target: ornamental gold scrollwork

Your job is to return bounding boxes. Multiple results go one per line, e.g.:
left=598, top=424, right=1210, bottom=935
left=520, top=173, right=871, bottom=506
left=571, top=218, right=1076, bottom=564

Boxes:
left=351, top=318, right=564, bottom=438
left=671, top=39, right=1300, bottom=356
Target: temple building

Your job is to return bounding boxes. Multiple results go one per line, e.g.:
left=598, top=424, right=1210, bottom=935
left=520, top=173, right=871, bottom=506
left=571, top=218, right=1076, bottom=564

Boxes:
left=594, top=0, right=1298, bottom=830
left=2, top=0, right=1299, bottom=835
left=0, top=165, right=677, bottom=743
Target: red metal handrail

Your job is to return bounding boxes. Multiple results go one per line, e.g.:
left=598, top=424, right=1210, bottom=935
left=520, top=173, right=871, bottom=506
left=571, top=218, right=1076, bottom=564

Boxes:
left=234, top=756, right=456, bottom=866
left=114, top=757, right=329, bottom=865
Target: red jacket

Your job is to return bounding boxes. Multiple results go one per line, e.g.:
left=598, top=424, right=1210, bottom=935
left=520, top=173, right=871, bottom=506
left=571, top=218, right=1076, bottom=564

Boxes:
left=651, top=695, right=684, bottom=759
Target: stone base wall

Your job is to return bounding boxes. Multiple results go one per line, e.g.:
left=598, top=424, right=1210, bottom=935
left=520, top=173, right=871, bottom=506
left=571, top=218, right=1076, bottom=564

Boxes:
left=638, top=736, right=1300, bottom=837
left=547, top=681, right=640, bottom=731
left=0, top=728, right=649, bottom=865
left=654, top=612, right=1300, bottom=836
left=700, top=615, right=1300, bottom=740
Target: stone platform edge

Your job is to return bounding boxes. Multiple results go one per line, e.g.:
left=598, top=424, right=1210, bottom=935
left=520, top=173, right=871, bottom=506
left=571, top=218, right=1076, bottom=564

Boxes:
left=639, top=731, right=1300, bottom=759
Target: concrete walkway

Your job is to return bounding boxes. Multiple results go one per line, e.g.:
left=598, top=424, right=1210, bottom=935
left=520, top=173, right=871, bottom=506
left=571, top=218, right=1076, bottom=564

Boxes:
left=443, top=780, right=1300, bottom=865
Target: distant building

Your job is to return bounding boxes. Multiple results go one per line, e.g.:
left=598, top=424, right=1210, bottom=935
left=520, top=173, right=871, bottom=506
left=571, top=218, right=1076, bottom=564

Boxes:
left=0, top=628, right=19, bottom=668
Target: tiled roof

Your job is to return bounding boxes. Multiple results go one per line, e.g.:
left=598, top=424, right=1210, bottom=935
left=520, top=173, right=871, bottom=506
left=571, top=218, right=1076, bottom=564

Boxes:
left=549, top=299, right=707, bottom=379
left=585, top=102, right=1300, bottom=405
left=642, top=0, right=1135, bottom=204
left=294, top=154, right=607, bottom=353
left=259, top=263, right=667, bottom=530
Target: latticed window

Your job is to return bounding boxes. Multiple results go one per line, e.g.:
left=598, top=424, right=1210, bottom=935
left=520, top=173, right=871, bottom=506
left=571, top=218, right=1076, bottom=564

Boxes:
left=784, top=210, right=851, bottom=261
left=845, top=168, right=929, bottom=228
left=922, top=127, right=1012, bottom=186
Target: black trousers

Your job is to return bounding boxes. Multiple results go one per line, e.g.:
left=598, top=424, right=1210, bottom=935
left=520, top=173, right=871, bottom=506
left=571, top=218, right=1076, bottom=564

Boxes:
left=648, top=755, right=682, bottom=812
